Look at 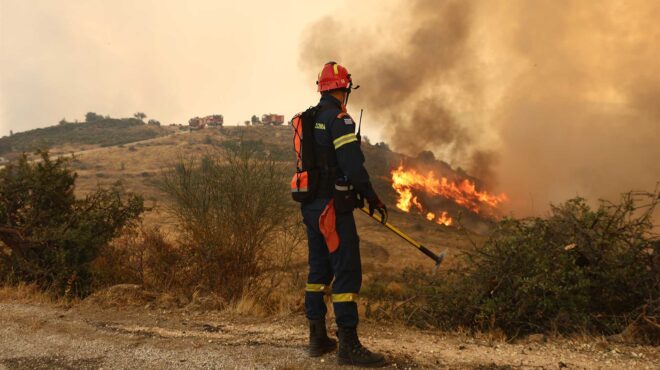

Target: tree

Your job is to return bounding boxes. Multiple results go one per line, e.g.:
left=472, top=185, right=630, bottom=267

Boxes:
left=147, top=119, right=161, bottom=126
left=0, top=151, right=144, bottom=296
left=8, top=130, right=12, bottom=136
left=133, top=112, right=147, bottom=122
left=85, top=112, right=103, bottom=122
left=251, top=115, right=260, bottom=125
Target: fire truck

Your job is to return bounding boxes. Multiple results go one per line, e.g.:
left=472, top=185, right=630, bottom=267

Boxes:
left=188, top=117, right=205, bottom=130
left=201, top=114, right=223, bottom=127
left=261, top=114, right=284, bottom=126
left=188, top=114, right=223, bottom=130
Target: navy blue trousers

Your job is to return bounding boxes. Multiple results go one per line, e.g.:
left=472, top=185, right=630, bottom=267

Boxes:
left=301, top=198, right=362, bottom=328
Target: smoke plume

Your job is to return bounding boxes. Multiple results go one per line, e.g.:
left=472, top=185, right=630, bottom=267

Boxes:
left=300, top=0, right=660, bottom=215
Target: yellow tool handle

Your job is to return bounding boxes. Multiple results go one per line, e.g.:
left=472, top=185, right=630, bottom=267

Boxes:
left=358, top=207, right=445, bottom=267
left=359, top=207, right=422, bottom=249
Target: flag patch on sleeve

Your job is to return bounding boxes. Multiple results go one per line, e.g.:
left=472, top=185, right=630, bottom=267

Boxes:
left=344, top=118, right=354, bottom=125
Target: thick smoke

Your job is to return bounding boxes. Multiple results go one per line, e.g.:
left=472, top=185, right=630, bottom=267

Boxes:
left=300, top=0, right=660, bottom=215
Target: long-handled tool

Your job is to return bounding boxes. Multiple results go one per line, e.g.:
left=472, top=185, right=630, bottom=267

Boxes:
left=359, top=207, right=446, bottom=270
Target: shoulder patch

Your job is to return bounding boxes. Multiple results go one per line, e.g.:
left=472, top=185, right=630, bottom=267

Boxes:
left=314, top=122, right=326, bottom=130
left=336, top=112, right=353, bottom=125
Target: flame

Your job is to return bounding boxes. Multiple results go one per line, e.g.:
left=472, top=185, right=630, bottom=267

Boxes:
left=426, top=211, right=452, bottom=226
left=391, top=165, right=507, bottom=225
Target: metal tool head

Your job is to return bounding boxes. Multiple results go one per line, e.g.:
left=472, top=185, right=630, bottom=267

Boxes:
left=432, top=251, right=446, bottom=274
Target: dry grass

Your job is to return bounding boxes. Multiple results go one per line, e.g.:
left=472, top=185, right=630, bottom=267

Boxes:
left=0, top=283, right=62, bottom=305
left=223, top=295, right=269, bottom=317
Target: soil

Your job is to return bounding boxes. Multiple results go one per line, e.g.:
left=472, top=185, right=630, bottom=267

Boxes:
left=0, top=301, right=657, bottom=369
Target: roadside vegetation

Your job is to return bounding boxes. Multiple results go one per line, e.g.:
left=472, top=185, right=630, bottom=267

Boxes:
left=362, top=190, right=659, bottom=344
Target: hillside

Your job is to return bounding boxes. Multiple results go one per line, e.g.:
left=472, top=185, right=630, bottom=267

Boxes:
left=0, top=118, right=170, bottom=158
left=67, top=125, right=474, bottom=271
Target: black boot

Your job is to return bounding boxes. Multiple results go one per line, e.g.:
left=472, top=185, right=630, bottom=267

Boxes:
left=337, top=327, right=385, bottom=367
left=308, top=319, right=337, bottom=357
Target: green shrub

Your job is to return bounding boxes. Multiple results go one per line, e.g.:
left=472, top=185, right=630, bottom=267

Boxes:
left=363, top=191, right=659, bottom=341
left=0, top=151, right=144, bottom=297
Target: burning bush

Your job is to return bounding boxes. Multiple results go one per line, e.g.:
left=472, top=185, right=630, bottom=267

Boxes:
left=390, top=164, right=507, bottom=227
left=0, top=151, right=144, bottom=297
left=363, top=190, right=659, bottom=342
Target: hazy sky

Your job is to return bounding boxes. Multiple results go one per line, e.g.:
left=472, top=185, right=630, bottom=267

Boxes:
left=0, top=0, right=383, bottom=133
left=1, top=0, right=658, bottom=216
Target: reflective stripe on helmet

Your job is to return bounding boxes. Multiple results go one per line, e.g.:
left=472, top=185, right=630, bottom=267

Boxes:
left=332, top=293, right=358, bottom=303
left=333, top=133, right=358, bottom=149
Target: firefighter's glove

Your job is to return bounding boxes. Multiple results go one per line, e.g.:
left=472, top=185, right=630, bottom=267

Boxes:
left=368, top=195, right=388, bottom=224
left=355, top=193, right=365, bottom=210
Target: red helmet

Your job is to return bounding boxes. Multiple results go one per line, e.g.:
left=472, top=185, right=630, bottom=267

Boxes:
left=317, top=61, right=352, bottom=92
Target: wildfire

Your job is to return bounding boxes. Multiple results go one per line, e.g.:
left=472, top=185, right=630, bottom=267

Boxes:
left=391, top=165, right=507, bottom=226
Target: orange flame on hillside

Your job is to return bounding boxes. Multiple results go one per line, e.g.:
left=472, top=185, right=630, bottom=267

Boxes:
left=391, top=165, right=508, bottom=226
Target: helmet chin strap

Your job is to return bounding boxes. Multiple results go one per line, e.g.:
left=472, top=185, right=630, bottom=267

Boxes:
left=344, top=81, right=360, bottom=107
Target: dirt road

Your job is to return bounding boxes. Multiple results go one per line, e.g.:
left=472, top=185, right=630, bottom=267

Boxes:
left=0, top=301, right=657, bottom=369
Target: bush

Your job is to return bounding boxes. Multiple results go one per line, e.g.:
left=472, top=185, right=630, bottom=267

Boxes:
left=363, top=191, right=659, bottom=342
left=158, top=145, right=297, bottom=301
left=0, top=151, right=144, bottom=297
left=92, top=226, right=181, bottom=292
left=85, top=112, right=103, bottom=122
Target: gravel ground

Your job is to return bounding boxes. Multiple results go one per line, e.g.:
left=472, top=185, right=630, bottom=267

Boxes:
left=0, top=302, right=657, bottom=369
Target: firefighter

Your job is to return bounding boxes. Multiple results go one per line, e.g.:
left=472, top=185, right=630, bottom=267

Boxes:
left=302, top=61, right=387, bottom=367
